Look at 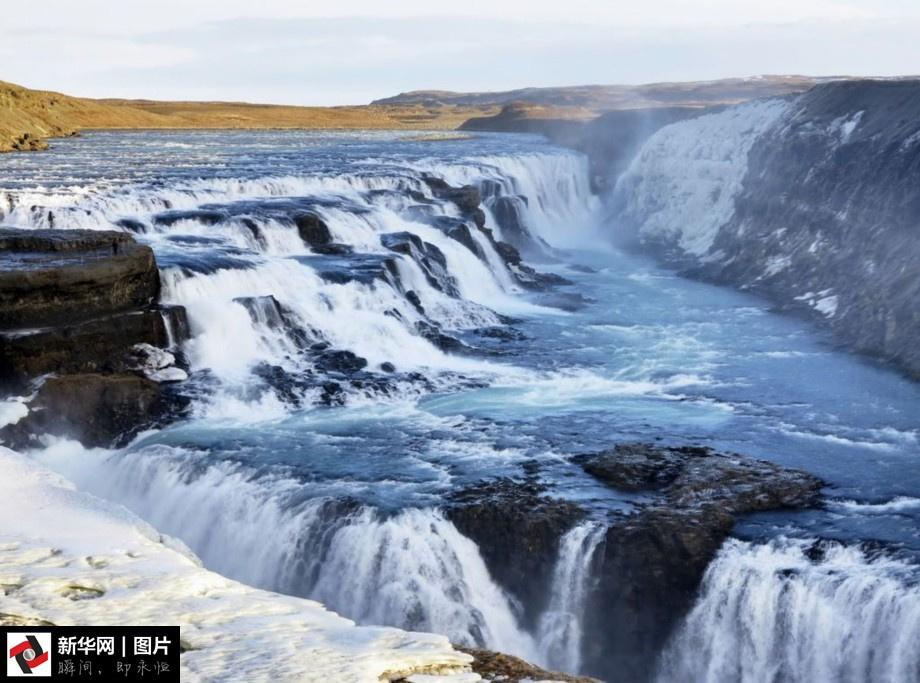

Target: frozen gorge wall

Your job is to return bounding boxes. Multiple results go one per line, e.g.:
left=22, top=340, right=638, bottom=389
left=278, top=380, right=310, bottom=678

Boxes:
left=611, top=80, right=920, bottom=378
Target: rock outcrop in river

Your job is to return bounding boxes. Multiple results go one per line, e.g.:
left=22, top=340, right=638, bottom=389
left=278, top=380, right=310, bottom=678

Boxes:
left=448, top=443, right=822, bottom=682
left=0, top=228, right=188, bottom=446
left=578, top=444, right=821, bottom=681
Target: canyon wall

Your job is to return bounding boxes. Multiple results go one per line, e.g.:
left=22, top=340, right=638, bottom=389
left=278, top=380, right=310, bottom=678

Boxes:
left=609, top=80, right=920, bottom=378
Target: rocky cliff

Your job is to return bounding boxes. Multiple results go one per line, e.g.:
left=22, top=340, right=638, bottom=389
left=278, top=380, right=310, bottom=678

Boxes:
left=0, top=229, right=189, bottom=446
left=610, top=80, right=920, bottom=379
left=447, top=444, right=821, bottom=682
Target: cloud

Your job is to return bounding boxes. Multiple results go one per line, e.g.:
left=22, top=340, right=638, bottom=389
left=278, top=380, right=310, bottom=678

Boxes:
left=1, top=10, right=918, bottom=104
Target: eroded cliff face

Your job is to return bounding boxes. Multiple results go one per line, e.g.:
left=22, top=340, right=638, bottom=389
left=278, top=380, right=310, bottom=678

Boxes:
left=610, top=80, right=920, bottom=378
left=0, top=229, right=190, bottom=446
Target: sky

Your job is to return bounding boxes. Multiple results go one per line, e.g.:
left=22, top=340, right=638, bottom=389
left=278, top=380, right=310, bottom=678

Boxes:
left=2, top=0, right=918, bottom=105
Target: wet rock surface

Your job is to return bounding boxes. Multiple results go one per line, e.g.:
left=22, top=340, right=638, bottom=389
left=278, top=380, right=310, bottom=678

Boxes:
left=446, top=444, right=821, bottom=682
left=446, top=479, right=584, bottom=630
left=0, top=228, right=159, bottom=328
left=409, top=177, right=571, bottom=293
left=422, top=176, right=485, bottom=227
left=454, top=647, right=599, bottom=683
left=579, top=443, right=821, bottom=510
left=381, top=231, right=459, bottom=296
left=1, top=373, right=188, bottom=448
left=0, top=307, right=187, bottom=389
left=576, top=444, right=822, bottom=681
left=293, top=211, right=334, bottom=248
left=0, top=228, right=189, bottom=447
left=298, top=253, right=400, bottom=287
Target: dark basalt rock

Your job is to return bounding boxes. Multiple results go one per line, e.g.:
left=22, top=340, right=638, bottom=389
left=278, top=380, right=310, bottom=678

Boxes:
left=114, top=218, right=148, bottom=234
left=155, top=247, right=254, bottom=276
left=381, top=232, right=459, bottom=296
left=234, top=296, right=313, bottom=348
left=0, top=307, right=187, bottom=390
left=314, top=349, right=368, bottom=375
left=470, top=326, right=527, bottom=342
left=0, top=228, right=160, bottom=329
left=493, top=240, right=522, bottom=266
left=0, top=228, right=190, bottom=447
left=425, top=216, right=487, bottom=260
left=1, top=373, right=188, bottom=449
left=409, top=177, right=569, bottom=292
left=239, top=218, right=266, bottom=248
left=422, top=176, right=483, bottom=216
left=293, top=212, right=333, bottom=248
left=442, top=444, right=821, bottom=683
left=450, top=647, right=598, bottom=683
left=252, top=363, right=317, bottom=404
left=446, top=479, right=584, bottom=629
left=405, top=290, right=425, bottom=315
left=152, top=209, right=228, bottom=227
left=297, top=253, right=400, bottom=287
left=513, top=264, right=575, bottom=292
left=577, top=444, right=822, bottom=681
left=0, top=229, right=135, bottom=254
left=489, top=195, right=531, bottom=250
left=415, top=321, right=470, bottom=354
left=310, top=243, right=353, bottom=256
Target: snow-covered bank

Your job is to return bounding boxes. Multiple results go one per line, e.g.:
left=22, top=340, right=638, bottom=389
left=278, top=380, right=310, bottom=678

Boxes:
left=0, top=447, right=477, bottom=683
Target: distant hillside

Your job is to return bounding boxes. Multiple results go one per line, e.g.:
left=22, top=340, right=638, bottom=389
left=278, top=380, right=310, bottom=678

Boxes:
left=0, top=80, right=171, bottom=151
left=372, top=76, right=835, bottom=110
left=0, top=80, right=498, bottom=152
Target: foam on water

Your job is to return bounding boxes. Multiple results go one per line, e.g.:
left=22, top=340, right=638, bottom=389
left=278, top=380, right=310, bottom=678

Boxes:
left=31, top=439, right=541, bottom=663
left=6, top=130, right=920, bottom=682
left=656, top=538, right=920, bottom=683
left=536, top=522, right=606, bottom=673
left=830, top=496, right=920, bottom=515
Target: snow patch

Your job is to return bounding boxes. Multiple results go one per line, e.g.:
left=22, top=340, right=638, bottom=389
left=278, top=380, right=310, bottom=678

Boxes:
left=829, top=110, right=864, bottom=143
left=0, top=397, right=29, bottom=429
left=130, top=344, right=188, bottom=383
left=763, top=255, right=792, bottom=277
left=795, top=289, right=838, bottom=317
left=0, top=447, right=477, bottom=683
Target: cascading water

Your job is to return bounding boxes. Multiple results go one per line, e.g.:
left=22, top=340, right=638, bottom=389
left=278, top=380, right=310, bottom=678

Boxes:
left=34, top=440, right=542, bottom=662
left=3, top=130, right=605, bottom=665
left=536, top=522, right=607, bottom=673
left=0, top=137, right=597, bottom=408
left=656, top=538, right=920, bottom=683
left=5, top=129, right=920, bottom=682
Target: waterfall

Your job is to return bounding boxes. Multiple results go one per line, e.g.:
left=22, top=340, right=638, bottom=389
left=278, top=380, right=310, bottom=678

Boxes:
left=309, top=507, right=541, bottom=662
left=33, top=441, right=541, bottom=663
left=0, top=147, right=598, bottom=410
left=10, top=136, right=608, bottom=673
left=610, top=99, right=791, bottom=256
left=536, top=521, right=606, bottom=673
left=655, top=538, right=920, bottom=683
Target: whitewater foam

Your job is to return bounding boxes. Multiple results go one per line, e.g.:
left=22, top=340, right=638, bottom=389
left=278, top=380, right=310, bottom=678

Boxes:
left=656, top=537, right=920, bottom=683
left=536, top=522, right=606, bottom=674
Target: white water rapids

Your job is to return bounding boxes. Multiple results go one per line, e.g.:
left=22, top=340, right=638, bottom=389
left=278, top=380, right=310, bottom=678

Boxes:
left=3, top=129, right=919, bottom=682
